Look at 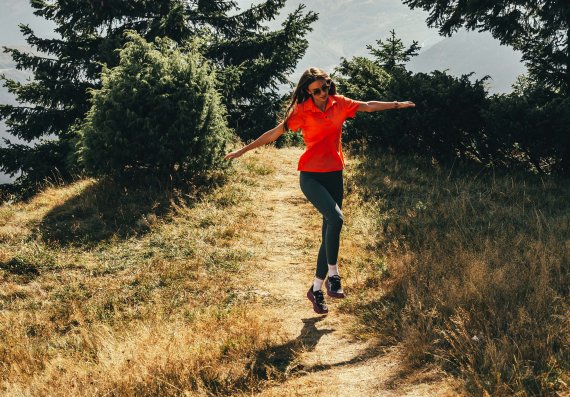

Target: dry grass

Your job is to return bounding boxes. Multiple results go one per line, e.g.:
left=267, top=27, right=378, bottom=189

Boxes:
left=342, top=146, right=570, bottom=396
left=0, top=155, right=290, bottom=396
left=3, top=143, right=568, bottom=396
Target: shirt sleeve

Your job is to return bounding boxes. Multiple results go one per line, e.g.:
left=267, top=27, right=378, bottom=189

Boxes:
left=338, top=95, right=361, bottom=119
left=285, top=104, right=304, bottom=131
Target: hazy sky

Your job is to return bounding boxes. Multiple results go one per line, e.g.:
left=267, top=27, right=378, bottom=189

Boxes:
left=234, top=0, right=526, bottom=92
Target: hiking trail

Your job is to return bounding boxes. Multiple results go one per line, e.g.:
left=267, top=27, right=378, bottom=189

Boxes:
left=235, top=146, right=461, bottom=397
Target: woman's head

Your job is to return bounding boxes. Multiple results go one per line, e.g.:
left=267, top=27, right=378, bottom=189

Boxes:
left=284, top=67, right=337, bottom=129
left=292, top=67, right=337, bottom=104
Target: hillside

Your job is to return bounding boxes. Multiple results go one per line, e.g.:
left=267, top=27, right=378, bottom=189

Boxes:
left=1, top=144, right=568, bottom=395
left=0, top=146, right=463, bottom=396
left=407, top=29, right=526, bottom=93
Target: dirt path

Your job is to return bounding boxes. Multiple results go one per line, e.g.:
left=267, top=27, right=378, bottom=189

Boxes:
left=238, top=147, right=461, bottom=397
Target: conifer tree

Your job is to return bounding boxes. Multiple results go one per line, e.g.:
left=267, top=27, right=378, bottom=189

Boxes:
left=366, top=29, right=420, bottom=72
left=402, top=0, right=570, bottom=95
left=79, top=32, right=232, bottom=180
left=0, top=0, right=317, bottom=193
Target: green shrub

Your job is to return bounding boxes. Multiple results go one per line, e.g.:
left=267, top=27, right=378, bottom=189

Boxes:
left=335, top=58, right=489, bottom=165
left=335, top=32, right=570, bottom=176
left=78, top=31, right=233, bottom=180
left=483, top=83, right=570, bottom=175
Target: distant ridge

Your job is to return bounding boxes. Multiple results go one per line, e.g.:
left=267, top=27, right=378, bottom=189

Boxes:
left=409, top=29, right=526, bottom=94
left=237, top=0, right=526, bottom=92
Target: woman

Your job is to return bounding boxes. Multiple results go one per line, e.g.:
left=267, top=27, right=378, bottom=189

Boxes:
left=224, top=67, right=415, bottom=314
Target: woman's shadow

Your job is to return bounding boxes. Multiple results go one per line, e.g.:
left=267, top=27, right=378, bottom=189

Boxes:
left=248, top=316, right=333, bottom=381
left=249, top=316, right=381, bottom=382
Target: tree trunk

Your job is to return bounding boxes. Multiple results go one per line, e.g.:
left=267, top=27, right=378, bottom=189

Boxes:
left=567, top=24, right=570, bottom=96
left=566, top=6, right=570, bottom=96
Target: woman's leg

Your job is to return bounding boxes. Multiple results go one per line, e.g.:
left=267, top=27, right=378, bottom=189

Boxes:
left=300, top=171, right=344, bottom=280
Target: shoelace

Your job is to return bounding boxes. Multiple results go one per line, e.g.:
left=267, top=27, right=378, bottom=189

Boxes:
left=329, top=275, right=342, bottom=291
left=313, top=290, right=325, bottom=304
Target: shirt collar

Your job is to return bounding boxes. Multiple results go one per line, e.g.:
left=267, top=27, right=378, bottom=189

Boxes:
left=303, top=95, right=337, bottom=112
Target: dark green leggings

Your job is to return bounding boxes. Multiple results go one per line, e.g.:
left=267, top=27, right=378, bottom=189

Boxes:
left=299, top=170, right=344, bottom=280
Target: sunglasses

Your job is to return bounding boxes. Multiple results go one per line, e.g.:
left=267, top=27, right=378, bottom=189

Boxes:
left=309, top=82, right=330, bottom=96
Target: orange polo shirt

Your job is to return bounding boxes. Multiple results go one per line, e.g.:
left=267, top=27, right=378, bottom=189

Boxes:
left=286, top=95, right=360, bottom=172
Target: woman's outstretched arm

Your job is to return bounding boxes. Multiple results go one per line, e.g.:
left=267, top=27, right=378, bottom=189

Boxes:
left=224, top=122, right=286, bottom=160
left=357, top=101, right=415, bottom=112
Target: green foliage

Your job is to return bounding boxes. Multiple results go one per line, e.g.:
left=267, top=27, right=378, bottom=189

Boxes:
left=334, top=56, right=392, bottom=143
left=397, top=71, right=489, bottom=163
left=337, top=30, right=570, bottom=175
left=366, top=29, right=420, bottom=72
left=402, top=0, right=570, bottom=95
left=484, top=85, right=570, bottom=174
left=0, top=0, right=195, bottom=190
left=78, top=32, right=232, bottom=180
left=336, top=36, right=489, bottom=164
left=0, top=0, right=316, bottom=194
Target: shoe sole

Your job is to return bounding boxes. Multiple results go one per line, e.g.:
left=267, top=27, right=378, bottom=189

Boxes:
left=326, top=280, right=346, bottom=298
left=306, top=289, right=328, bottom=314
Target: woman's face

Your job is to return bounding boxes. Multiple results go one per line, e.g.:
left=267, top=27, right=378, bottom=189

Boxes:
left=307, top=78, right=330, bottom=103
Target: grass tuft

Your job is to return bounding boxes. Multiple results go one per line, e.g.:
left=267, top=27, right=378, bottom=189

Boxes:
left=343, top=147, right=570, bottom=396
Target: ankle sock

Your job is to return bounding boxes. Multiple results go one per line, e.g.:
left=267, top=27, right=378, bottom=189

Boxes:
left=328, top=264, right=339, bottom=277
left=313, top=277, right=324, bottom=292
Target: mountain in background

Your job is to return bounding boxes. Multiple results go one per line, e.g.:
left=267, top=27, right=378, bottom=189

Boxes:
left=237, top=0, right=526, bottom=92
left=0, top=0, right=527, bottom=184
left=408, top=29, right=526, bottom=93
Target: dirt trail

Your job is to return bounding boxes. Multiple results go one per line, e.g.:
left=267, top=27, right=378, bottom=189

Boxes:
left=239, top=147, right=461, bottom=397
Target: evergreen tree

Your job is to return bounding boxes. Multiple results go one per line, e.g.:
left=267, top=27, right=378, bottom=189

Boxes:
left=366, top=29, right=420, bottom=72
left=79, top=32, right=232, bottom=180
left=0, top=0, right=317, bottom=194
left=402, top=0, right=570, bottom=95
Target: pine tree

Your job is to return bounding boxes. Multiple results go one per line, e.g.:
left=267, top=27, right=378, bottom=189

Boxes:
left=79, top=32, right=232, bottom=180
left=402, top=0, right=570, bottom=95
left=366, top=29, right=420, bottom=72
left=0, top=0, right=317, bottom=194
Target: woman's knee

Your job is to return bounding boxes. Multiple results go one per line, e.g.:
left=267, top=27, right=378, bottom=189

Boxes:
left=327, top=207, right=344, bottom=229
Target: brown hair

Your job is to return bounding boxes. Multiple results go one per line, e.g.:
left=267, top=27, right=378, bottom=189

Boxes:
left=283, top=67, right=337, bottom=131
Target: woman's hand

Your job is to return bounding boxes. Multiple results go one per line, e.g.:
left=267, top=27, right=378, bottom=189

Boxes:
left=224, top=149, right=244, bottom=160
left=398, top=101, right=415, bottom=109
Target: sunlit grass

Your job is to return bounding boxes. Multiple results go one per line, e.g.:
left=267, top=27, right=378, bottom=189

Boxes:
left=0, top=148, right=286, bottom=396
left=3, top=143, right=565, bottom=395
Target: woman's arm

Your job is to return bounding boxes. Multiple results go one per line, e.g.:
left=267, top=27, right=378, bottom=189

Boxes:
left=224, top=122, right=286, bottom=160
left=357, top=100, right=415, bottom=112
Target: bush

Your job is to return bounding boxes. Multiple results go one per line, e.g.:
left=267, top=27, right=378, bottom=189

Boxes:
left=78, top=31, right=233, bottom=180
left=335, top=58, right=489, bottom=165
left=483, top=84, right=570, bottom=175
left=335, top=32, right=570, bottom=176
left=334, top=56, right=392, bottom=145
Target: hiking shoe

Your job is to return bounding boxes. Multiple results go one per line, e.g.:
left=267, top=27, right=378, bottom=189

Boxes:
left=307, top=286, right=328, bottom=314
left=326, top=275, right=346, bottom=298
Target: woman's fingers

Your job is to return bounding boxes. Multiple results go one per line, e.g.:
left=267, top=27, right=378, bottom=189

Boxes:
left=224, top=150, right=242, bottom=160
